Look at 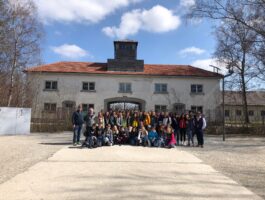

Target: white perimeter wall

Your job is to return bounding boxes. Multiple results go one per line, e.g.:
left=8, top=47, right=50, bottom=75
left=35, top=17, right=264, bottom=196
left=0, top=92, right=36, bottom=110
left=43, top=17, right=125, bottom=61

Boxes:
left=0, top=107, right=31, bottom=135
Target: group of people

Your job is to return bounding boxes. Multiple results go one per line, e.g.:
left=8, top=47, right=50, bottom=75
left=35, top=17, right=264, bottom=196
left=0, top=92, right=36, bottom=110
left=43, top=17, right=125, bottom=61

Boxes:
left=72, top=105, right=206, bottom=149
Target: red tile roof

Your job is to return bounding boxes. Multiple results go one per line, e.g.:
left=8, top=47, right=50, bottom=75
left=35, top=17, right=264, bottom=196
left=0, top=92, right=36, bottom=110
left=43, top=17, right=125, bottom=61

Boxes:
left=25, top=62, right=223, bottom=78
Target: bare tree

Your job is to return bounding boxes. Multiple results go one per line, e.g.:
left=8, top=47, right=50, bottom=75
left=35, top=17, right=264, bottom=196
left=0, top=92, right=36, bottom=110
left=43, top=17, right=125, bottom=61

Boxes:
left=215, top=19, right=259, bottom=123
left=0, top=0, right=42, bottom=107
left=186, top=0, right=265, bottom=37
left=185, top=0, right=265, bottom=80
left=185, top=0, right=264, bottom=123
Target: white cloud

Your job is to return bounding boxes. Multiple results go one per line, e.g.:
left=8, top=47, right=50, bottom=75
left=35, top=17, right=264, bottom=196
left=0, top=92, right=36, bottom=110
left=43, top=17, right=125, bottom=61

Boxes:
left=191, top=58, right=228, bottom=74
left=179, top=46, right=206, bottom=56
left=180, top=0, right=195, bottom=8
left=51, top=44, right=91, bottom=59
left=33, top=0, right=142, bottom=24
left=102, top=5, right=181, bottom=39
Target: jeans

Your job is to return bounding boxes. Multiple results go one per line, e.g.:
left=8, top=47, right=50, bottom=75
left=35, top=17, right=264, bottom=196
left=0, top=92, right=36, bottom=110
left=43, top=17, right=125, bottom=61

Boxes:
left=196, top=130, right=204, bottom=146
left=104, top=137, right=113, bottom=146
left=157, top=138, right=165, bottom=147
left=85, top=136, right=97, bottom=147
left=97, top=136, right=103, bottom=147
left=187, top=129, right=194, bottom=145
left=140, top=136, right=148, bottom=146
left=148, top=138, right=159, bottom=147
left=73, top=125, right=82, bottom=144
left=129, top=137, right=137, bottom=145
left=180, top=128, right=186, bottom=142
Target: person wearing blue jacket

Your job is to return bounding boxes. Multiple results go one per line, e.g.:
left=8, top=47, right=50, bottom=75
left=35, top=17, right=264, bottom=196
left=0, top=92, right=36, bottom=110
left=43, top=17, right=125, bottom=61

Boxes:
left=148, top=126, right=159, bottom=147
left=186, top=113, right=195, bottom=146
left=72, top=105, right=84, bottom=146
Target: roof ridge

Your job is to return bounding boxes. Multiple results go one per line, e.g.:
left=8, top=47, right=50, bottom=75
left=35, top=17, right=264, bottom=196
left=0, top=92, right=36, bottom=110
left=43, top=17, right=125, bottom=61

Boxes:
left=144, top=63, right=189, bottom=66
left=24, top=61, right=223, bottom=78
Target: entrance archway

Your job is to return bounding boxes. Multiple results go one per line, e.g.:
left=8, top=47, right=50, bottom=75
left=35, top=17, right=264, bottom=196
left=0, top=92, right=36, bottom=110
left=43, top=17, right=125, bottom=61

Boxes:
left=104, top=97, right=145, bottom=111
left=108, top=102, right=140, bottom=111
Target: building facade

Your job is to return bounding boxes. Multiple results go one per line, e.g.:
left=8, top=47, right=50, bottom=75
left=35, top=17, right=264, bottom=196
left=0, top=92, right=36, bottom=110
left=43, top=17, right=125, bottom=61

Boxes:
left=224, top=91, right=265, bottom=123
left=26, top=40, right=222, bottom=122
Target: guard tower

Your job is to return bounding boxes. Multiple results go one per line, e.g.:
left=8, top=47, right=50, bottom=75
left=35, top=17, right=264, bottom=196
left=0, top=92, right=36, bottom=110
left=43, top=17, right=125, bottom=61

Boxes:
left=107, top=40, right=144, bottom=72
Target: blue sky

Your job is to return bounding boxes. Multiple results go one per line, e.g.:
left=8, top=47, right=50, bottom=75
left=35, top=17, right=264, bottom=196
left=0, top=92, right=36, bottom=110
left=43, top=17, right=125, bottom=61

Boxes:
left=35, top=0, right=220, bottom=72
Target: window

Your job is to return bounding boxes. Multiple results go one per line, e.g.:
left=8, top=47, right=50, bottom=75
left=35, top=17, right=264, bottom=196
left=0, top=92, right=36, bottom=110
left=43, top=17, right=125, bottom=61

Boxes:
left=191, top=106, right=203, bottom=113
left=261, top=111, right=265, bottom=117
left=236, top=110, right=242, bottom=116
left=44, top=103, right=56, bottom=112
left=82, top=82, right=95, bottom=91
left=45, top=81, right=57, bottom=90
left=175, top=103, right=185, bottom=114
left=191, top=84, right=203, bottom=94
left=225, top=110, right=230, bottom=117
left=119, top=44, right=132, bottom=50
left=154, top=83, right=167, bottom=93
left=155, top=105, right=167, bottom=112
left=119, top=83, right=132, bottom=93
left=119, top=44, right=126, bottom=49
left=62, top=101, right=75, bottom=109
left=248, top=110, right=254, bottom=116
left=82, top=104, right=94, bottom=112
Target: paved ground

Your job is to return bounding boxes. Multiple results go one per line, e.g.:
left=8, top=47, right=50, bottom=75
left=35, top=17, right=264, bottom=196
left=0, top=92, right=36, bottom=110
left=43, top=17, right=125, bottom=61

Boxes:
left=0, top=133, right=263, bottom=200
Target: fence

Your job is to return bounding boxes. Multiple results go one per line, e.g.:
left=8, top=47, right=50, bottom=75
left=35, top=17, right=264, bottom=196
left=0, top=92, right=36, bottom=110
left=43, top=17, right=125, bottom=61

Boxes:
left=30, top=107, right=265, bottom=135
left=31, top=107, right=75, bottom=132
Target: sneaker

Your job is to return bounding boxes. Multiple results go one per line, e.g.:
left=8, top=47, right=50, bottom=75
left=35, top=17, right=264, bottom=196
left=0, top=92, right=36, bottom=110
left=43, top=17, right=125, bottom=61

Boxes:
left=73, top=143, right=77, bottom=146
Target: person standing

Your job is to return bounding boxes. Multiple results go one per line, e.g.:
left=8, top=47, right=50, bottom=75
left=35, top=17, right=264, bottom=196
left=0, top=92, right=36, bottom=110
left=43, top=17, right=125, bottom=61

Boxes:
left=179, top=114, right=187, bottom=145
left=171, top=114, right=180, bottom=146
left=162, top=112, right=172, bottom=126
left=72, top=105, right=84, bottom=146
left=186, top=113, right=195, bottom=146
left=195, top=112, right=205, bottom=148
left=150, top=111, right=157, bottom=128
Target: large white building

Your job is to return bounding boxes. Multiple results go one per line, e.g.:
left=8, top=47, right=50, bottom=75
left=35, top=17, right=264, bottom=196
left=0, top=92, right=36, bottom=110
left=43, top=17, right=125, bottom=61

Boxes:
left=26, top=40, right=222, bottom=121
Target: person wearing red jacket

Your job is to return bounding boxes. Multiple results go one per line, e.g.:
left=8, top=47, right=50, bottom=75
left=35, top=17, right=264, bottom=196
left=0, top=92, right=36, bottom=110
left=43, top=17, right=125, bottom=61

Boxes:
left=179, top=114, right=187, bottom=145
left=165, top=125, right=176, bottom=148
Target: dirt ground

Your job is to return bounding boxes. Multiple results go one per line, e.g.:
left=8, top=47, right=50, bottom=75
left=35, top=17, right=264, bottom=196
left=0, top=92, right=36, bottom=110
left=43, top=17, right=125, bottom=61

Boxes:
left=0, top=132, right=72, bottom=184
left=0, top=132, right=264, bottom=199
left=182, top=135, right=265, bottom=200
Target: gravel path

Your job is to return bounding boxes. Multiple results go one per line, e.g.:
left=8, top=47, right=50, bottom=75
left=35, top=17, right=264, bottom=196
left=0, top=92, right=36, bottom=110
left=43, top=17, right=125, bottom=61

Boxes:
left=0, top=133, right=264, bottom=199
left=0, top=132, right=72, bottom=184
left=182, top=135, right=265, bottom=200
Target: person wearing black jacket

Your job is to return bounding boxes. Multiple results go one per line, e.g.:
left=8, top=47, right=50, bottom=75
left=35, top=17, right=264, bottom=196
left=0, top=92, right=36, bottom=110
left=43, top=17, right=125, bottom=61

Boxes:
left=72, top=105, right=84, bottom=146
left=194, top=112, right=204, bottom=148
